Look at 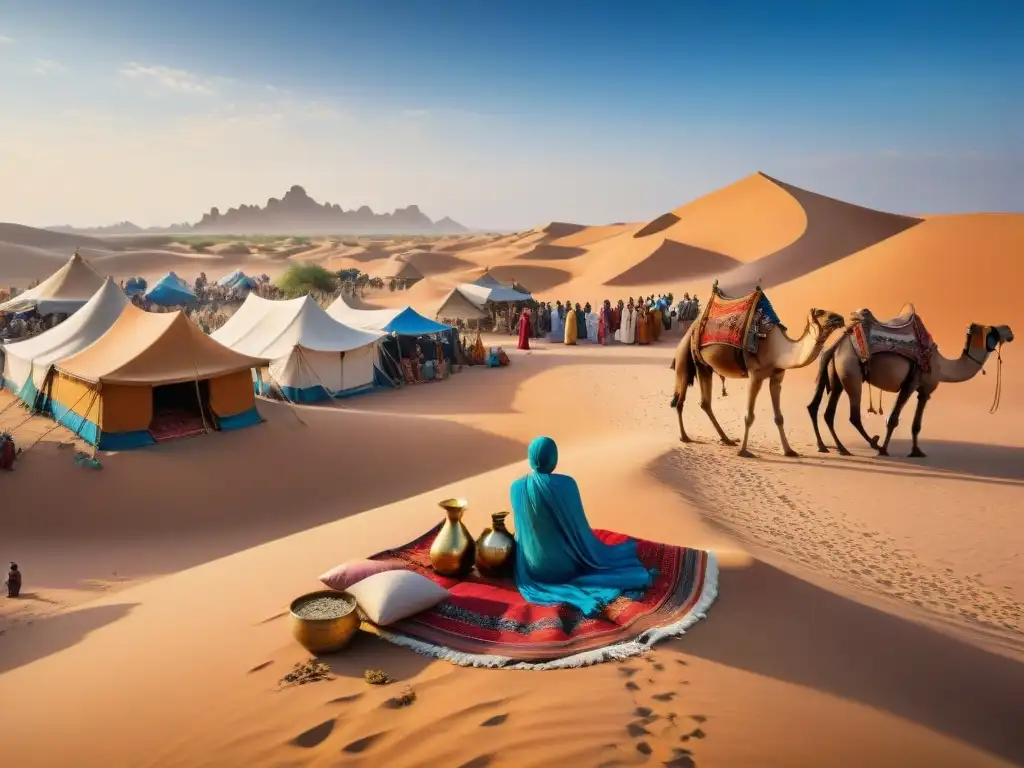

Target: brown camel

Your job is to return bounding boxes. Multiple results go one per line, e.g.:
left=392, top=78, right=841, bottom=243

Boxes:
left=808, top=315, right=1014, bottom=457
left=671, top=307, right=846, bottom=457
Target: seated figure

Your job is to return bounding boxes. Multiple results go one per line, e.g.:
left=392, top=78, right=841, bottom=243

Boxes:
left=510, top=437, right=653, bottom=615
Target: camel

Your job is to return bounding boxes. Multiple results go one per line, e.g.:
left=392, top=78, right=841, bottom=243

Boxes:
left=671, top=304, right=846, bottom=457
left=808, top=312, right=1014, bottom=457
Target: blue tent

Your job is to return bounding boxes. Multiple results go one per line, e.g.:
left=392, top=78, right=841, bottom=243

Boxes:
left=380, top=307, right=452, bottom=336
left=124, top=277, right=147, bottom=297
left=217, top=270, right=256, bottom=290
left=145, top=273, right=196, bottom=307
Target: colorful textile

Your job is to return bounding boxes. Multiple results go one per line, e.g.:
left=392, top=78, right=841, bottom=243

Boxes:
left=850, top=315, right=935, bottom=373
left=517, top=310, right=531, bottom=350
left=699, top=290, right=760, bottom=349
left=367, top=523, right=716, bottom=666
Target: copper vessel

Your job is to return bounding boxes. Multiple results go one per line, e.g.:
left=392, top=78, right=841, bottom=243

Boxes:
left=289, top=590, right=361, bottom=654
left=430, top=498, right=476, bottom=578
left=475, top=511, right=516, bottom=578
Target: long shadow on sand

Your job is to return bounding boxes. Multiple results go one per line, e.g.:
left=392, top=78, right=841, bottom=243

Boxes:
left=0, top=602, right=138, bottom=675
left=680, top=561, right=1024, bottom=764
left=759, top=439, right=1024, bottom=487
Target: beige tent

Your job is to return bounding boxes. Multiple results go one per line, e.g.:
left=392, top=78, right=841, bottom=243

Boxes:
left=46, top=305, right=269, bottom=449
left=0, top=251, right=107, bottom=315
left=434, top=287, right=490, bottom=321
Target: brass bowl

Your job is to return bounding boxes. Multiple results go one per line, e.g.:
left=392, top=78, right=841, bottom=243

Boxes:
left=289, top=590, right=361, bottom=654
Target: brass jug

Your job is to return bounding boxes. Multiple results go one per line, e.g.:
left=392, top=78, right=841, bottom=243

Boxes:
left=430, top=498, right=476, bottom=578
left=475, top=511, right=516, bottom=578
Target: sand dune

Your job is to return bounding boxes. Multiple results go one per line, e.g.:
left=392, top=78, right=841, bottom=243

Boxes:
left=0, top=222, right=111, bottom=252
left=0, top=242, right=70, bottom=284
left=1, top=174, right=1022, bottom=768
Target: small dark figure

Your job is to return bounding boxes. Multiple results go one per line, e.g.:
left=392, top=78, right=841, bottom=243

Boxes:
left=6, top=562, right=21, bottom=598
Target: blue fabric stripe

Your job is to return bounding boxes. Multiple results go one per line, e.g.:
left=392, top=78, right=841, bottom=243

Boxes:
left=218, top=407, right=262, bottom=431
left=49, top=399, right=101, bottom=446
left=98, top=430, right=156, bottom=450
left=333, top=383, right=375, bottom=399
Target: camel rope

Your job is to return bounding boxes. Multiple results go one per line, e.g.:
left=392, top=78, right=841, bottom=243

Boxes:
left=989, top=344, right=1003, bottom=415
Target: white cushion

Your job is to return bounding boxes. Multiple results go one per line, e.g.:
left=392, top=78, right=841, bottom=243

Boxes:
left=347, top=570, right=450, bottom=626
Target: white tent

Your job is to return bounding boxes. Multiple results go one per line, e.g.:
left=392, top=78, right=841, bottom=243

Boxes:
left=2, top=277, right=129, bottom=403
left=0, top=251, right=107, bottom=315
left=459, top=273, right=532, bottom=305
left=212, top=294, right=384, bottom=402
left=326, top=296, right=453, bottom=336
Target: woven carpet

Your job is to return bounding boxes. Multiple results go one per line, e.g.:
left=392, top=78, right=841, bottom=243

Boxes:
left=365, top=524, right=718, bottom=670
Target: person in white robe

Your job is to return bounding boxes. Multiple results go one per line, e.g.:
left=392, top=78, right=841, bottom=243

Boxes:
left=585, top=306, right=599, bottom=342
left=549, top=302, right=563, bottom=341
left=620, top=299, right=637, bottom=344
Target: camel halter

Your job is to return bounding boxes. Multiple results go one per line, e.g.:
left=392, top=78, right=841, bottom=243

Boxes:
left=988, top=342, right=1004, bottom=415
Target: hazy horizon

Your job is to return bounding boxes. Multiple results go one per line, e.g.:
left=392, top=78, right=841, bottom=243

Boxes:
left=1, top=0, right=1021, bottom=231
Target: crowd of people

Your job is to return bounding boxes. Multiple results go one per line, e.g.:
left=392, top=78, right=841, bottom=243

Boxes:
left=513, top=293, right=703, bottom=350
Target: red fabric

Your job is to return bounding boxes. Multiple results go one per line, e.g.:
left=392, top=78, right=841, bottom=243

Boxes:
left=699, top=292, right=758, bottom=348
left=517, top=311, right=531, bottom=350
left=369, top=525, right=711, bottom=662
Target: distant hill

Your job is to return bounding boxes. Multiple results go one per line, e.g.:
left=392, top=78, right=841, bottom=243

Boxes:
left=47, top=185, right=470, bottom=237
left=0, top=222, right=113, bottom=251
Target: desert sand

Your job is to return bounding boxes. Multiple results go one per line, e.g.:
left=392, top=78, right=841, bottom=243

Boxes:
left=1, top=173, right=1022, bottom=768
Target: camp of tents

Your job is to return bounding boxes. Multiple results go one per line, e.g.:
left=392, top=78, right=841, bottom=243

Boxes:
left=0, top=254, right=476, bottom=449
left=212, top=294, right=384, bottom=402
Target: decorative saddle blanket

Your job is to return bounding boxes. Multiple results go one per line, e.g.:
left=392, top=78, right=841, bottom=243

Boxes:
left=692, top=284, right=784, bottom=375
left=848, top=308, right=935, bottom=373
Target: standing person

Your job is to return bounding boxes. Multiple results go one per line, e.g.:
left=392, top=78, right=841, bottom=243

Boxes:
left=575, top=303, right=586, bottom=341
left=650, top=300, right=663, bottom=342
left=599, top=300, right=612, bottom=345
left=636, top=302, right=651, bottom=345
left=550, top=301, right=563, bottom=341
left=612, top=300, right=622, bottom=340
left=584, top=303, right=598, bottom=342
left=518, top=306, right=532, bottom=350
left=529, top=303, right=539, bottom=338
left=564, top=303, right=578, bottom=345
left=6, top=562, right=21, bottom=598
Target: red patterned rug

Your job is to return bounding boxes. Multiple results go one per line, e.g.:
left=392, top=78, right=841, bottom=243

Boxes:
left=365, top=524, right=718, bottom=669
left=698, top=290, right=760, bottom=349
left=149, top=409, right=208, bottom=443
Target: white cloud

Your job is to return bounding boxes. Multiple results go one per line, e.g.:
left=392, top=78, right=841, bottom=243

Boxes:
left=118, top=62, right=228, bottom=96
left=0, top=35, right=13, bottom=44
left=31, top=58, right=65, bottom=75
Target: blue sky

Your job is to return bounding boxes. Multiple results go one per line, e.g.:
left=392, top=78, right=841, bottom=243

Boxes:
left=0, top=0, right=1020, bottom=228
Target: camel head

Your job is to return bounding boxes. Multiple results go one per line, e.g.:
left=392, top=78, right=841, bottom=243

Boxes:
left=808, top=308, right=845, bottom=343
left=964, top=323, right=1014, bottom=363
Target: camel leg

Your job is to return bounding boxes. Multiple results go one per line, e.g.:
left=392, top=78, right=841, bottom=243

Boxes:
left=843, top=375, right=881, bottom=451
left=769, top=370, right=798, bottom=457
left=878, top=377, right=917, bottom=456
left=675, top=362, right=693, bottom=444
left=698, top=366, right=735, bottom=446
left=737, top=375, right=765, bottom=458
left=720, top=375, right=728, bottom=397
left=823, top=366, right=852, bottom=456
left=908, top=390, right=932, bottom=458
left=807, top=362, right=830, bottom=453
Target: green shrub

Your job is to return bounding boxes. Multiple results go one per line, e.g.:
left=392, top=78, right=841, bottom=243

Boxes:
left=276, top=264, right=338, bottom=298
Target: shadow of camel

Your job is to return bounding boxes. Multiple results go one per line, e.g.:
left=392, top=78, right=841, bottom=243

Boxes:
left=678, top=561, right=1024, bottom=765
left=758, top=439, right=1024, bottom=486
left=0, top=602, right=138, bottom=675
left=719, top=173, right=922, bottom=295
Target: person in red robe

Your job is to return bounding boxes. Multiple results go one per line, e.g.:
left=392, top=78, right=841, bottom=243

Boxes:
left=517, top=307, right=532, bottom=350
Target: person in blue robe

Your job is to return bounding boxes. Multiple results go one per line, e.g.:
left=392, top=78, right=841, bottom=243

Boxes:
left=575, top=303, right=587, bottom=340
left=510, top=437, right=653, bottom=616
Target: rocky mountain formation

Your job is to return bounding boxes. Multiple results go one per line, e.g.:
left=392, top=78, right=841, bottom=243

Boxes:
left=47, top=185, right=468, bottom=237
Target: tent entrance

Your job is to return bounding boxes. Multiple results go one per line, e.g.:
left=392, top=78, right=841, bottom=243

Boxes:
left=149, top=380, right=212, bottom=443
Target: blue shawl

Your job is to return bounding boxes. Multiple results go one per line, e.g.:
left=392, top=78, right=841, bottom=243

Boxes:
left=510, top=437, right=653, bottom=616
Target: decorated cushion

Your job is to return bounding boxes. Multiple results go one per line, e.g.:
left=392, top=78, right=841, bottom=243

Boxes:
left=318, top=558, right=404, bottom=592
left=346, top=570, right=450, bottom=626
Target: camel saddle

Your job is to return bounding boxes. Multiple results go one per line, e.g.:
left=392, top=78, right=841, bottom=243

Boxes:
left=692, top=282, right=784, bottom=377
left=847, top=302, right=935, bottom=373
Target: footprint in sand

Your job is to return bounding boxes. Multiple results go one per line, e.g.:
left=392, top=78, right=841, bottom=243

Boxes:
left=626, top=722, right=650, bottom=738
left=341, top=731, right=388, bottom=754
left=290, top=719, right=335, bottom=749
left=624, top=681, right=640, bottom=691
left=652, top=692, right=677, bottom=702
left=480, top=713, right=509, bottom=727
left=248, top=661, right=273, bottom=673
left=456, top=756, right=494, bottom=768
left=636, top=741, right=653, bottom=755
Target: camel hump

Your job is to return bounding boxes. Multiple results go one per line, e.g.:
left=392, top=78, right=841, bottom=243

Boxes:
left=850, top=303, right=918, bottom=328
